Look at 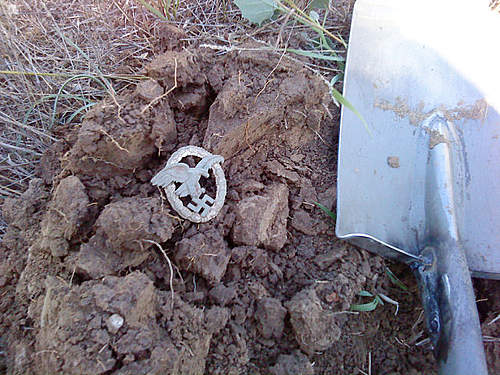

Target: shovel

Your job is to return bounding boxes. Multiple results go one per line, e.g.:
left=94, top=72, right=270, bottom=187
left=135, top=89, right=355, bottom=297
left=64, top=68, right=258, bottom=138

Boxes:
left=336, top=0, right=500, bottom=373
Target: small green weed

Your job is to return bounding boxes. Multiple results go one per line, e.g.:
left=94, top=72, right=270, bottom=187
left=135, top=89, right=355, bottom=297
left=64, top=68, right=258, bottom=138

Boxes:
left=350, top=290, right=400, bottom=315
left=350, top=267, right=408, bottom=314
left=50, top=74, right=111, bottom=129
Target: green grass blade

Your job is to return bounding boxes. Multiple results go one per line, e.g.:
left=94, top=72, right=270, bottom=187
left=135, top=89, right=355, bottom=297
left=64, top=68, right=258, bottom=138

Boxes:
left=358, top=290, right=373, bottom=297
left=65, top=102, right=97, bottom=124
left=286, top=48, right=344, bottom=62
left=23, top=93, right=93, bottom=126
left=378, top=292, right=400, bottom=315
left=385, top=267, right=409, bottom=291
left=51, top=74, right=109, bottom=129
left=330, top=74, right=341, bottom=86
left=377, top=293, right=399, bottom=306
left=61, top=35, right=91, bottom=62
left=314, top=202, right=336, bottom=220
left=350, top=298, right=379, bottom=312
left=331, top=86, right=372, bottom=136
left=137, top=0, right=168, bottom=20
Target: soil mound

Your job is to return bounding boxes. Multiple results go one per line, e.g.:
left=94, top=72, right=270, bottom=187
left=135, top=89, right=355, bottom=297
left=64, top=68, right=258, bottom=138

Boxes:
left=4, top=46, right=497, bottom=374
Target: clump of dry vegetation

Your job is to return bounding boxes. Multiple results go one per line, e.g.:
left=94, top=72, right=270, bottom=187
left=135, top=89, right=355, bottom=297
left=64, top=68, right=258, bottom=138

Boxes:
left=0, top=0, right=157, bottom=236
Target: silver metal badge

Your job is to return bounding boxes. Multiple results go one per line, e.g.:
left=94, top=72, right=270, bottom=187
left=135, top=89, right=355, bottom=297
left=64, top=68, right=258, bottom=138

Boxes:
left=151, top=146, right=226, bottom=223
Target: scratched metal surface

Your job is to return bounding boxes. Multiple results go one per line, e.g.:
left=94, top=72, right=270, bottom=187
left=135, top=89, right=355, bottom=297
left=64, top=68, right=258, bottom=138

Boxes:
left=336, top=0, right=500, bottom=278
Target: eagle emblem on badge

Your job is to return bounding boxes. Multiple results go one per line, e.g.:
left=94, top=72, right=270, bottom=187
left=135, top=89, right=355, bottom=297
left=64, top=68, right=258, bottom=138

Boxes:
left=151, top=146, right=226, bottom=223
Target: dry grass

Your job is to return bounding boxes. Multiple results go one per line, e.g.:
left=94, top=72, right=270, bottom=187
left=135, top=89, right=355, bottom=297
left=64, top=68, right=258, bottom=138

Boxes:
left=0, top=0, right=353, bottom=238
left=0, top=0, right=162, bottom=237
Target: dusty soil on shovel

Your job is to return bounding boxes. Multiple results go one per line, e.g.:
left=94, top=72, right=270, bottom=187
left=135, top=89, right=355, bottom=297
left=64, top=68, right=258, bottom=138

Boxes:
left=1, top=39, right=499, bottom=374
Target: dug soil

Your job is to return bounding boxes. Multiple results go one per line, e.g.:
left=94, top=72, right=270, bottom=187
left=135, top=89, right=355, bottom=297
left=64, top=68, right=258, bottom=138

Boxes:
left=1, top=40, right=499, bottom=374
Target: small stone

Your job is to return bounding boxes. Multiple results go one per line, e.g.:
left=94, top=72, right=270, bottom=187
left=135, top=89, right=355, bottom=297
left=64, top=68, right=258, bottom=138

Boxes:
left=106, top=314, right=124, bottom=334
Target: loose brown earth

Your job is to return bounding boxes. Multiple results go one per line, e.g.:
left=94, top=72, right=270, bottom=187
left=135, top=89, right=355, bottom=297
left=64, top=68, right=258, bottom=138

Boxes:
left=1, top=39, right=499, bottom=374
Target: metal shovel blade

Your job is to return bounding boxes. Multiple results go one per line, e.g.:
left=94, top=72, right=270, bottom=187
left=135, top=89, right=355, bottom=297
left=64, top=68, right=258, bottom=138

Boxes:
left=336, top=0, right=500, bottom=373
left=336, top=0, right=500, bottom=278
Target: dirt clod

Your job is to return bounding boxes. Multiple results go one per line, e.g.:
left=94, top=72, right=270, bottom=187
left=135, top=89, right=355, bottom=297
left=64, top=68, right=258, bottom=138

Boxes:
left=255, top=297, right=287, bottom=340
left=40, top=176, right=89, bottom=257
left=135, top=79, right=164, bottom=101
left=286, top=288, right=341, bottom=355
left=78, top=197, right=174, bottom=278
left=203, top=64, right=329, bottom=159
left=5, top=44, right=496, bottom=375
left=63, top=97, right=159, bottom=182
left=36, top=272, right=228, bottom=375
left=265, top=160, right=301, bottom=183
left=387, top=156, right=400, bottom=168
left=175, top=228, right=230, bottom=284
left=313, top=245, right=347, bottom=270
left=231, top=183, right=289, bottom=251
left=209, top=284, right=237, bottom=306
left=269, top=350, right=315, bottom=375
left=291, top=209, right=328, bottom=236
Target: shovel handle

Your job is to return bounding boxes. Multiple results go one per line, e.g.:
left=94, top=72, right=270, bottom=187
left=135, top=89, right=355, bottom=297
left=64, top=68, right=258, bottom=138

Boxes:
left=412, top=242, right=488, bottom=375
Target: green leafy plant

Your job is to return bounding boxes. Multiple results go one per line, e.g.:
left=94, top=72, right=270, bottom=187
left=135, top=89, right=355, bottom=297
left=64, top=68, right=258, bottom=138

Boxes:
left=350, top=268, right=408, bottom=314
left=308, top=0, right=329, bottom=9
left=234, top=0, right=277, bottom=25
left=234, top=0, right=345, bottom=45
left=49, top=74, right=111, bottom=129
